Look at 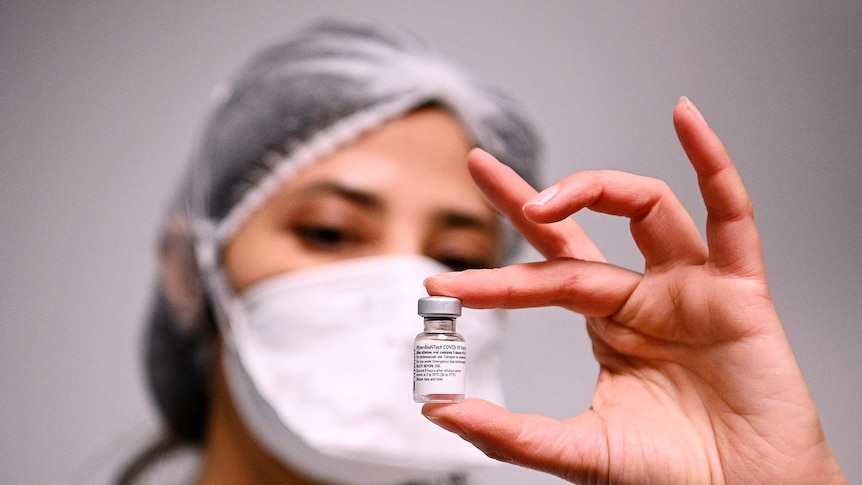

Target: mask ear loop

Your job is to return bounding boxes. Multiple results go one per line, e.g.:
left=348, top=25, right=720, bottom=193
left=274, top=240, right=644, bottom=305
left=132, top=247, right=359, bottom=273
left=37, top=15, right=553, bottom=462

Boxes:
left=193, top=219, right=245, bottom=355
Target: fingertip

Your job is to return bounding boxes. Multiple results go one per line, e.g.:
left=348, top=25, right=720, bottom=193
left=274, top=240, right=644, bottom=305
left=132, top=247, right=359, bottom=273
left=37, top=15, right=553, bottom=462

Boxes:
left=522, top=184, right=560, bottom=222
left=424, top=272, right=459, bottom=283
left=467, top=147, right=496, bottom=170
left=467, top=147, right=503, bottom=181
left=675, top=96, right=709, bottom=127
left=423, top=272, right=460, bottom=294
left=421, top=403, right=465, bottom=435
left=522, top=202, right=554, bottom=224
left=525, top=184, right=559, bottom=207
left=421, top=402, right=455, bottom=417
left=468, top=146, right=496, bottom=162
left=521, top=203, right=541, bottom=222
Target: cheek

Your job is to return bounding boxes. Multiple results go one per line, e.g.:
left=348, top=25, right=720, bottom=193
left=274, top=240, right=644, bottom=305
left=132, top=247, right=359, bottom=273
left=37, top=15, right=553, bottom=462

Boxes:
left=222, top=216, right=305, bottom=293
left=222, top=228, right=270, bottom=294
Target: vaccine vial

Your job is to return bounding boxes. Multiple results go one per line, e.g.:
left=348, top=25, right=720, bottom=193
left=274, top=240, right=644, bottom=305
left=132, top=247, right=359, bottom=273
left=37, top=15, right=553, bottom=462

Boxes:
left=413, top=296, right=466, bottom=403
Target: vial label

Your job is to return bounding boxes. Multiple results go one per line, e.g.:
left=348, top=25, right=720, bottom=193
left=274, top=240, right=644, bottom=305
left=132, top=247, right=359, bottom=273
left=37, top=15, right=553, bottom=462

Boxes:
left=413, top=341, right=466, bottom=395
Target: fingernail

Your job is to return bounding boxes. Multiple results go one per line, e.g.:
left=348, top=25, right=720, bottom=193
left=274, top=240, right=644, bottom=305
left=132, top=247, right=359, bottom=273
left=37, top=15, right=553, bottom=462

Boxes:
left=425, top=272, right=459, bottom=284
left=524, top=184, right=559, bottom=209
left=679, top=96, right=708, bottom=126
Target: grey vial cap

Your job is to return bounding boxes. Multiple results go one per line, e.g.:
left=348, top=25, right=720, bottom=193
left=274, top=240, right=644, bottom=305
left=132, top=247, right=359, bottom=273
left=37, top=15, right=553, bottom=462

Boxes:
left=418, top=296, right=462, bottom=318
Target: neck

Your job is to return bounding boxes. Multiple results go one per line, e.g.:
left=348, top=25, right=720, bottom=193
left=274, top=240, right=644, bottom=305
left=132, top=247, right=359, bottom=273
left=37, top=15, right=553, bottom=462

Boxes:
left=196, top=342, right=320, bottom=485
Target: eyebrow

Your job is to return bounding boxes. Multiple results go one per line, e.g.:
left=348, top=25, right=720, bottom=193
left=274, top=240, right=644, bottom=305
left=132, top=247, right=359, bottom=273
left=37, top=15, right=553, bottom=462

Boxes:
left=295, top=181, right=384, bottom=212
left=435, top=210, right=497, bottom=234
left=295, top=180, right=497, bottom=233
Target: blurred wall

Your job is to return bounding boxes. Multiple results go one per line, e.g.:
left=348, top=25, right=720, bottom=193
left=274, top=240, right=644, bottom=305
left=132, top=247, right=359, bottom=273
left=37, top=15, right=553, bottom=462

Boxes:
left=1, top=2, right=860, bottom=483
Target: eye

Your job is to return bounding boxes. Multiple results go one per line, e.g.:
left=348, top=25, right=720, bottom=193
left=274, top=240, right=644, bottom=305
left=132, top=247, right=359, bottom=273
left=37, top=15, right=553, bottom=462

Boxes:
left=293, top=225, right=353, bottom=249
left=436, top=255, right=491, bottom=272
left=429, top=229, right=498, bottom=271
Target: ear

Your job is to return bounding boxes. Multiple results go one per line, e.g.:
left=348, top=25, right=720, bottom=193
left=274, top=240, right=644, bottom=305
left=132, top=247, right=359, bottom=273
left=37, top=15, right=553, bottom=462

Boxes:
left=158, top=215, right=206, bottom=330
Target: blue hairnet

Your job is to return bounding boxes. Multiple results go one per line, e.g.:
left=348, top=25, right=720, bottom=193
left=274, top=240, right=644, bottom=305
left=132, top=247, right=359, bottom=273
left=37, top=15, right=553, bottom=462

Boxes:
left=146, top=18, right=541, bottom=442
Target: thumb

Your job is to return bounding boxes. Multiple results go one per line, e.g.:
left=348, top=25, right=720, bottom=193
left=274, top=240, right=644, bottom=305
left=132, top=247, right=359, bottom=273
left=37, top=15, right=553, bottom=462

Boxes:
left=421, top=399, right=607, bottom=482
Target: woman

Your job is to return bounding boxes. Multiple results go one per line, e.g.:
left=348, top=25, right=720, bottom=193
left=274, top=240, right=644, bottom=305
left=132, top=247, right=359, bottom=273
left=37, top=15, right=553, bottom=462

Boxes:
left=123, top=19, right=540, bottom=484
left=125, top=18, right=845, bottom=485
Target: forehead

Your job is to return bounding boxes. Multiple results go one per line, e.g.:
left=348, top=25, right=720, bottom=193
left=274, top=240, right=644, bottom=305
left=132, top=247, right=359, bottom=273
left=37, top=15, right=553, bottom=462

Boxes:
left=268, top=108, right=494, bottom=220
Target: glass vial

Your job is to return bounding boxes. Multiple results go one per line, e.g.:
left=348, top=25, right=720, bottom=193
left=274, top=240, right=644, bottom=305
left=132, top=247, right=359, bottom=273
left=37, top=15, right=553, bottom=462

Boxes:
left=413, top=296, right=466, bottom=403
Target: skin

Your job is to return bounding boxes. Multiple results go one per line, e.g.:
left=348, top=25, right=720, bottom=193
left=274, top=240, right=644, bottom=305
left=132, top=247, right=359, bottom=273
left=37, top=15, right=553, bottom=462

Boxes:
left=196, top=107, right=501, bottom=484
left=422, top=98, right=846, bottom=484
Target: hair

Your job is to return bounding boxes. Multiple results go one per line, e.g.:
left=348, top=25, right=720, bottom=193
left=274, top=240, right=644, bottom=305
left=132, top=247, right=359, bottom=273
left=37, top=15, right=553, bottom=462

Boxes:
left=118, top=18, right=541, bottom=484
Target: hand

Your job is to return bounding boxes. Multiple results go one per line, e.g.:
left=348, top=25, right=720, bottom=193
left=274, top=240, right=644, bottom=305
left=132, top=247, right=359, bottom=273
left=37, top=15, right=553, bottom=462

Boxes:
left=423, top=98, right=845, bottom=484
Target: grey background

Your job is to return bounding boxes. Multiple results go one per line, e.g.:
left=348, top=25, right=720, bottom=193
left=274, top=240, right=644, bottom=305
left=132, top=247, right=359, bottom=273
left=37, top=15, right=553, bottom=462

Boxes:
left=2, top=2, right=860, bottom=483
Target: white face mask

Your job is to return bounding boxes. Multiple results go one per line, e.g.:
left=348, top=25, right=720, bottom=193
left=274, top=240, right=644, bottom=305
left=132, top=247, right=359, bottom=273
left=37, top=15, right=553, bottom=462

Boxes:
left=212, top=254, right=506, bottom=485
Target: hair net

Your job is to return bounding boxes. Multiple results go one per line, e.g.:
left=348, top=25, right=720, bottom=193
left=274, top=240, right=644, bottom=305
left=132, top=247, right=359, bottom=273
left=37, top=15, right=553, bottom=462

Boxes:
left=145, top=18, right=542, bottom=443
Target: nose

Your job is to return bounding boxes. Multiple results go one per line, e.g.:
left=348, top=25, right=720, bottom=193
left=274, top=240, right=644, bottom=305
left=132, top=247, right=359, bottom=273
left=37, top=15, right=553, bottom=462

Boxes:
left=379, top=224, right=426, bottom=258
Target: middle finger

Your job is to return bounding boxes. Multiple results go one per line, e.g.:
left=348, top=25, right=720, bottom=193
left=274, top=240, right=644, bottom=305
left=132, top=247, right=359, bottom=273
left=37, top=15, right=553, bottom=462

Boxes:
left=468, top=148, right=605, bottom=262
